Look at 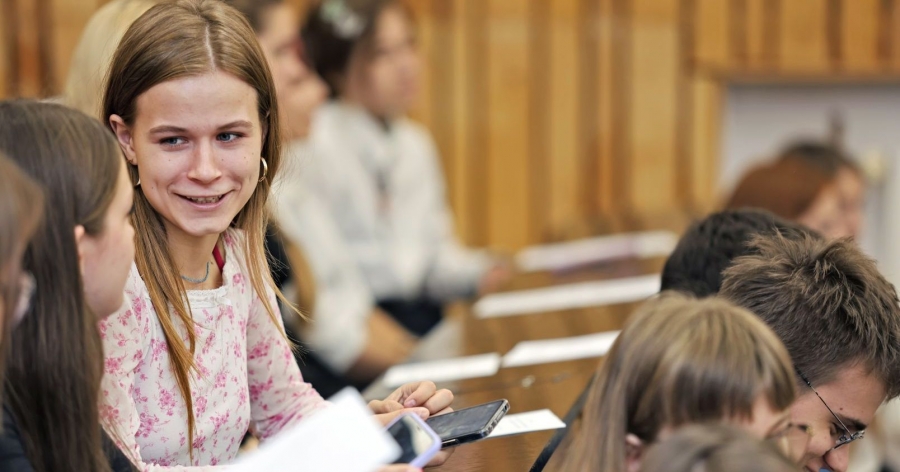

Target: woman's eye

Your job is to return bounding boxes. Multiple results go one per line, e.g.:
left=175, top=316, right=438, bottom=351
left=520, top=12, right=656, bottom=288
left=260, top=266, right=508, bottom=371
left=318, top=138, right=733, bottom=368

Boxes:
left=217, top=132, right=240, bottom=142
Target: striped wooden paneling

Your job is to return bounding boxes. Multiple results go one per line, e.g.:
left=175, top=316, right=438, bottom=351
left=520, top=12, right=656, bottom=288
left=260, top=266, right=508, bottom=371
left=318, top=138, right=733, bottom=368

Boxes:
left=7, top=0, right=900, bottom=250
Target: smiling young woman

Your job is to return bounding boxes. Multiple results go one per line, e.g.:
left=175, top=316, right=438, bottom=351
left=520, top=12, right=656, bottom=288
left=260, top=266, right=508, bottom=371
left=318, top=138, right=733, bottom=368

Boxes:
left=98, top=1, right=453, bottom=469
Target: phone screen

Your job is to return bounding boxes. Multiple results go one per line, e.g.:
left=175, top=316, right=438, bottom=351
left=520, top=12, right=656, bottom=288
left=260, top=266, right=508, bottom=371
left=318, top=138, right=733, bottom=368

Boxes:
left=387, top=415, right=440, bottom=463
left=425, top=400, right=508, bottom=442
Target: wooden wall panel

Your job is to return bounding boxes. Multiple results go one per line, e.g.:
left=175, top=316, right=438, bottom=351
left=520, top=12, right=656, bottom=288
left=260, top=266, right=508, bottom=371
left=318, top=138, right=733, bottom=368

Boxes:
left=840, top=0, right=881, bottom=72
left=778, top=0, right=829, bottom=72
left=485, top=0, right=532, bottom=249
left=692, top=0, right=729, bottom=70
left=744, top=0, right=771, bottom=69
left=593, top=0, right=617, bottom=216
left=629, top=0, right=679, bottom=213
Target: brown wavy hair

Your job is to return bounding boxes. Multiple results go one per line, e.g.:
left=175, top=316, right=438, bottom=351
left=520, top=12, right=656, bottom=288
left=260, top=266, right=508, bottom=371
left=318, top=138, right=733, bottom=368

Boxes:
left=102, top=0, right=287, bottom=457
left=0, top=100, right=122, bottom=472
left=563, top=293, right=796, bottom=472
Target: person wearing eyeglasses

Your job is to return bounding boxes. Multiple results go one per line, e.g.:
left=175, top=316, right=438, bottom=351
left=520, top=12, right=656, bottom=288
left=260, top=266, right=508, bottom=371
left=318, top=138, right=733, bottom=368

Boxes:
left=720, top=234, right=900, bottom=472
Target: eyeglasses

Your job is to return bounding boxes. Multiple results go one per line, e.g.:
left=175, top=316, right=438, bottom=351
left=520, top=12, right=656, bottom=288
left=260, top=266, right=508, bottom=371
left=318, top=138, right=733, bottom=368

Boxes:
left=796, top=368, right=865, bottom=450
left=12, top=272, right=34, bottom=324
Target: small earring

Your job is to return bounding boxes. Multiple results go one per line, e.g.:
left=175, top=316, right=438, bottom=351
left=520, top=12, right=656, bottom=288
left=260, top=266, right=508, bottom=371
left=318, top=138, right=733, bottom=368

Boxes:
left=134, top=176, right=141, bottom=188
left=259, top=157, right=268, bottom=182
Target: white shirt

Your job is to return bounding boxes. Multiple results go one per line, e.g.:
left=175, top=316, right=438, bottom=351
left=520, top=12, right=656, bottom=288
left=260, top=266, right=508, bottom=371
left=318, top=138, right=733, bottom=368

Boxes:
left=304, top=101, right=491, bottom=302
left=274, top=143, right=372, bottom=373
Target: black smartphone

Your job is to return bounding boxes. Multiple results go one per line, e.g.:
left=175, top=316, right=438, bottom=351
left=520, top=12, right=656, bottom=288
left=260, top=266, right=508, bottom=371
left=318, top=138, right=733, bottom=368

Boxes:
left=425, top=399, right=510, bottom=448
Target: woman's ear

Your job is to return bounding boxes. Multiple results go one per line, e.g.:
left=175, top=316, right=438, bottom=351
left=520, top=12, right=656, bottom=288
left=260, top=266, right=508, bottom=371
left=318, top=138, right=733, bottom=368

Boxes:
left=109, top=114, right=138, bottom=165
left=73, top=225, right=87, bottom=276
left=625, top=433, right=645, bottom=472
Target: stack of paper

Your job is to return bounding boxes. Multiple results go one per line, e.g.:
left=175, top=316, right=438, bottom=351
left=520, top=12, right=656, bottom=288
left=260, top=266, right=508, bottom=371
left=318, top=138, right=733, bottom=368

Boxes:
left=473, top=274, right=660, bottom=318
left=502, top=330, right=620, bottom=368
left=382, top=353, right=502, bottom=388
left=487, top=409, right=566, bottom=438
left=230, top=388, right=399, bottom=471
left=516, top=230, right=678, bottom=272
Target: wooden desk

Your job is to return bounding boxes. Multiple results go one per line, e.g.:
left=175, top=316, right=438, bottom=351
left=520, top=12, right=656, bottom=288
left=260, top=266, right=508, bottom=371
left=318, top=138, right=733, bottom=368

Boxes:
left=364, top=257, right=667, bottom=472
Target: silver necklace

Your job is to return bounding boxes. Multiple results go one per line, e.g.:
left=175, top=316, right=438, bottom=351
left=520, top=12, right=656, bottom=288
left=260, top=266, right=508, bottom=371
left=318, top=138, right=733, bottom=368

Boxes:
left=181, top=261, right=211, bottom=284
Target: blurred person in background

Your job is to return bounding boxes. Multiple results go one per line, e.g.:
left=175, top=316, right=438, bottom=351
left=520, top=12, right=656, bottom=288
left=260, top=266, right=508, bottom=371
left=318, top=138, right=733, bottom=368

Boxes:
left=726, top=157, right=849, bottom=239
left=301, top=0, right=511, bottom=336
left=62, top=0, right=160, bottom=117
left=225, top=0, right=418, bottom=397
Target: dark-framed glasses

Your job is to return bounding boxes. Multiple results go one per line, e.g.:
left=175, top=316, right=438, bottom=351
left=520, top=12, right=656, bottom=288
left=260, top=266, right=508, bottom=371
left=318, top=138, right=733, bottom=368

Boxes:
left=796, top=368, right=865, bottom=450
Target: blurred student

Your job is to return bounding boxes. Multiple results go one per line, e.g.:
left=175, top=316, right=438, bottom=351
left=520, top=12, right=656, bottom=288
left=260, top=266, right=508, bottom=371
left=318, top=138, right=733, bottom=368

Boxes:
left=660, top=209, right=817, bottom=297
left=0, top=101, right=135, bottom=472
left=721, top=234, right=900, bottom=472
left=0, top=153, right=43, bottom=365
left=726, top=158, right=849, bottom=239
left=63, top=0, right=159, bottom=117
left=639, top=424, right=797, bottom=472
left=302, top=0, right=510, bottom=335
left=779, top=140, right=866, bottom=239
left=225, top=0, right=413, bottom=397
left=563, top=294, right=805, bottom=472
left=99, top=1, right=452, bottom=468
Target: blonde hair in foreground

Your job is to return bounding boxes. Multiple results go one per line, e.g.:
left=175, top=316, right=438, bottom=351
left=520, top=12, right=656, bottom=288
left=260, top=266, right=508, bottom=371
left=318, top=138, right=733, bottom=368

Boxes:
left=102, top=0, right=287, bottom=456
left=63, top=0, right=160, bottom=117
left=639, top=423, right=796, bottom=472
left=563, top=292, right=797, bottom=472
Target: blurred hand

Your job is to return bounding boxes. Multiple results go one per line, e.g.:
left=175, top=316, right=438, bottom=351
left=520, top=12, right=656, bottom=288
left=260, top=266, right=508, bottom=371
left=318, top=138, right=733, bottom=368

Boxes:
left=379, top=465, right=421, bottom=472
left=478, top=260, right=514, bottom=295
left=370, top=381, right=455, bottom=467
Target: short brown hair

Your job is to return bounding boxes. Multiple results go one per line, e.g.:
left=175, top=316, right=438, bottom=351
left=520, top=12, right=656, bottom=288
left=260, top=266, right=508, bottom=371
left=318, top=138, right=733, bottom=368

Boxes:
left=726, top=158, right=836, bottom=221
left=564, top=293, right=796, bottom=472
left=721, top=234, right=900, bottom=398
left=639, top=424, right=796, bottom=472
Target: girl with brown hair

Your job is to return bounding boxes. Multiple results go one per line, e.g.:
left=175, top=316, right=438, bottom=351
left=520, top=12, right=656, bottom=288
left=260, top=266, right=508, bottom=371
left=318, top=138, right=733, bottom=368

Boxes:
left=300, top=0, right=510, bottom=336
left=0, top=153, right=42, bottom=338
left=0, top=100, right=136, bottom=472
left=564, top=293, right=807, bottom=472
left=100, top=0, right=452, bottom=468
left=726, top=158, right=848, bottom=239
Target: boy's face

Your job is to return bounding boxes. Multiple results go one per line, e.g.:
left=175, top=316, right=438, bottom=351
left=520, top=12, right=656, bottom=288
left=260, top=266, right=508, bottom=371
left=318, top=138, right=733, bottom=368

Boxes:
left=791, top=363, right=884, bottom=472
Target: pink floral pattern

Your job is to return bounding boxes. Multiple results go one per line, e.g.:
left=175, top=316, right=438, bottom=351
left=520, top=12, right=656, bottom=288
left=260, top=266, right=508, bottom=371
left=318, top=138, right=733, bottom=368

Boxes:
left=100, top=229, right=327, bottom=470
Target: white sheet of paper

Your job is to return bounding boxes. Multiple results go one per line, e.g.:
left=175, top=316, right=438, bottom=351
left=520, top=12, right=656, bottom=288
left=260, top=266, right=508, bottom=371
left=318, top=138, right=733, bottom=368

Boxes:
left=502, top=330, right=620, bottom=368
left=382, top=353, right=502, bottom=388
left=473, top=274, right=660, bottom=319
left=516, top=230, right=678, bottom=272
left=487, top=409, right=567, bottom=439
left=230, top=388, right=399, bottom=472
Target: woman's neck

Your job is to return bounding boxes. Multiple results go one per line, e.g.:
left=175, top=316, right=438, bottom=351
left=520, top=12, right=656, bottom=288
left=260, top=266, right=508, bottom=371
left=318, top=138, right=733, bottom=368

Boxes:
left=165, top=223, right=223, bottom=290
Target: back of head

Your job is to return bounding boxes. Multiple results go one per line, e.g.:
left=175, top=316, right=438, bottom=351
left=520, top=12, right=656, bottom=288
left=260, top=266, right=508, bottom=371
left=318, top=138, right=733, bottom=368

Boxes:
left=720, top=234, right=900, bottom=399
left=302, top=0, right=400, bottom=97
left=661, top=209, right=817, bottom=297
left=566, top=293, right=796, bottom=472
left=639, top=424, right=796, bottom=472
left=726, top=158, right=835, bottom=221
left=0, top=152, right=44, bottom=381
left=780, top=139, right=860, bottom=177
left=63, top=0, right=160, bottom=117
left=0, top=99, right=120, bottom=472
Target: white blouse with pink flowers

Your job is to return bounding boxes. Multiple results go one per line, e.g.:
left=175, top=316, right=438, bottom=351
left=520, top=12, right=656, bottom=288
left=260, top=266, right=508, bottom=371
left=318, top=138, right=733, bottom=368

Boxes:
left=99, top=229, right=327, bottom=470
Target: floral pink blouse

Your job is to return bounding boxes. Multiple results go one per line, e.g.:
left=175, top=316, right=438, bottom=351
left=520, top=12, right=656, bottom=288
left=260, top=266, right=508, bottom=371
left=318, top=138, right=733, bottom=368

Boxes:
left=99, top=230, right=327, bottom=470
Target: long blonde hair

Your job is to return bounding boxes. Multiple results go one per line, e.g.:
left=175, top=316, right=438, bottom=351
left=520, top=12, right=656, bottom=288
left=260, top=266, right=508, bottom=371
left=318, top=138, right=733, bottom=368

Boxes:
left=564, top=293, right=797, bottom=472
left=102, top=0, right=286, bottom=456
left=63, top=0, right=159, bottom=116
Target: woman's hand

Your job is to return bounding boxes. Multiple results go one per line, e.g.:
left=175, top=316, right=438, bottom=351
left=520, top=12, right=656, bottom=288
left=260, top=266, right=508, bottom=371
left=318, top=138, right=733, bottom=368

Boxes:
left=370, top=381, right=455, bottom=467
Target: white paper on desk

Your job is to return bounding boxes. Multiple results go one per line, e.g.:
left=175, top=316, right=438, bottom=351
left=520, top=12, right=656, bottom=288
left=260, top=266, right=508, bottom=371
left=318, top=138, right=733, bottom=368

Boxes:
left=516, top=230, right=678, bottom=272
left=487, top=409, right=567, bottom=439
left=382, top=353, right=501, bottom=388
left=230, top=388, right=399, bottom=472
left=502, top=330, right=620, bottom=368
left=474, top=274, right=660, bottom=319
